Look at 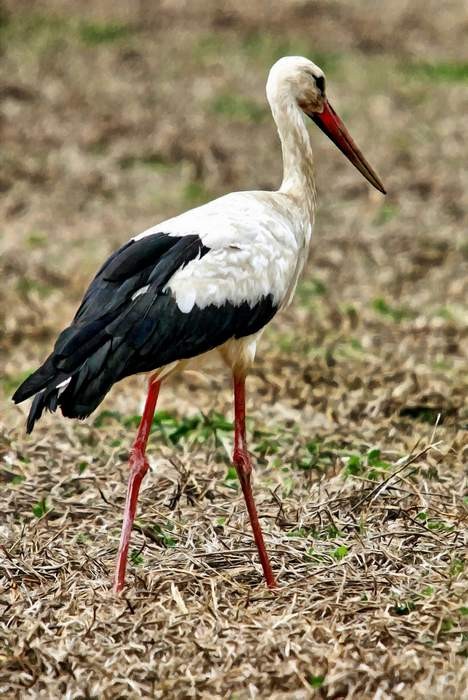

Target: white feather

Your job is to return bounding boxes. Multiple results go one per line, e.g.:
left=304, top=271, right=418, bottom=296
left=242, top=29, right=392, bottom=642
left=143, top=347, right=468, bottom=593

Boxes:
left=131, top=284, right=149, bottom=301
left=56, top=377, right=71, bottom=396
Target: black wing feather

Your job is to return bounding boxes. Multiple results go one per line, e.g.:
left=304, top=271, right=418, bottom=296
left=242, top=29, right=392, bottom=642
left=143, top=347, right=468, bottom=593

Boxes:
left=13, top=231, right=278, bottom=433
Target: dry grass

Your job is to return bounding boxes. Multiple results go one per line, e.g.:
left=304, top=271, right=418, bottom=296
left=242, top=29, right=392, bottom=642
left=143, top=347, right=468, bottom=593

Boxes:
left=1, top=1, right=467, bottom=698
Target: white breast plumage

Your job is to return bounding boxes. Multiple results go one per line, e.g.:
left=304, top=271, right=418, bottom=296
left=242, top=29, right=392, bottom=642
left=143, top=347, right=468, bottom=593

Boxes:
left=134, top=191, right=312, bottom=313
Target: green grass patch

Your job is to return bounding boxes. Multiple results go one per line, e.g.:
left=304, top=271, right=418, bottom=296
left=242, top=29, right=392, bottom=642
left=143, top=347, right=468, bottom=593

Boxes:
left=154, top=411, right=232, bottom=445
left=79, top=21, right=133, bottom=46
left=224, top=466, right=239, bottom=490
left=374, top=202, right=398, bottom=226
left=183, top=181, right=212, bottom=206
left=32, top=498, right=49, bottom=518
left=449, top=558, right=465, bottom=577
left=296, top=277, right=327, bottom=304
left=294, top=440, right=336, bottom=472
left=421, top=586, right=434, bottom=597
left=242, top=32, right=341, bottom=75
left=130, top=549, right=144, bottom=566
left=416, top=512, right=454, bottom=532
left=210, top=93, right=267, bottom=123
left=308, top=674, right=326, bottom=689
left=404, top=61, right=468, bottom=82
left=95, top=409, right=233, bottom=446
left=253, top=428, right=282, bottom=457
left=440, top=618, right=454, bottom=633
left=0, top=12, right=71, bottom=43
left=343, top=447, right=390, bottom=479
left=372, top=297, right=415, bottom=323
left=287, top=527, right=312, bottom=539
left=332, top=545, right=349, bottom=560
left=118, top=153, right=170, bottom=171
left=75, top=532, right=91, bottom=545
left=305, top=547, right=328, bottom=565
left=149, top=522, right=177, bottom=548
left=1, top=369, right=33, bottom=395
left=26, top=232, right=47, bottom=248
left=16, top=277, right=54, bottom=299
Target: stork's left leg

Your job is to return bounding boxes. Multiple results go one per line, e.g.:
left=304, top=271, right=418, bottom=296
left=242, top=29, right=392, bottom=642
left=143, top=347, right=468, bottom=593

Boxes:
left=232, top=371, right=277, bottom=589
left=113, top=377, right=161, bottom=593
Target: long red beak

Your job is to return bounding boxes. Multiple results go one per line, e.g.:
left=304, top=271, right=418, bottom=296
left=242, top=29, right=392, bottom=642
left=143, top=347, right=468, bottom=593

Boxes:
left=310, top=99, right=386, bottom=194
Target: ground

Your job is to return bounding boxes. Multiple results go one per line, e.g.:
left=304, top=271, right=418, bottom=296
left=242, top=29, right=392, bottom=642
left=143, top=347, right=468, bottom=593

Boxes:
left=0, top=1, right=467, bottom=698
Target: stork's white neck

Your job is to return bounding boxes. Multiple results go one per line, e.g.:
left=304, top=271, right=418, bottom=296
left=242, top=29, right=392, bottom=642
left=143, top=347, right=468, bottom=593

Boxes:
left=270, top=98, right=316, bottom=211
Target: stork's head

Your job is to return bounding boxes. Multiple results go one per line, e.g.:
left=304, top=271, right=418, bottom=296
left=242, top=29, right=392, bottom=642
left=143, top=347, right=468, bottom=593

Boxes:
left=266, top=56, right=386, bottom=194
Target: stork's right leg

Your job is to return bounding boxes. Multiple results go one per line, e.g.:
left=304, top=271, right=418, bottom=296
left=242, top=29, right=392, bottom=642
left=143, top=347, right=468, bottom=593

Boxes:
left=113, top=378, right=161, bottom=593
left=232, top=371, right=277, bottom=589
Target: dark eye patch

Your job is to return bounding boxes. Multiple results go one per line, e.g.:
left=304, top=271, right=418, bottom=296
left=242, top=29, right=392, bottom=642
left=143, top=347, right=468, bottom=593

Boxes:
left=314, top=75, right=325, bottom=95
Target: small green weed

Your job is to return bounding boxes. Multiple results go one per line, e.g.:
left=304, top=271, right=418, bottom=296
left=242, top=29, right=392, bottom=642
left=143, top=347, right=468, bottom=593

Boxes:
left=183, top=181, right=211, bottom=206
left=211, top=93, right=267, bottom=123
left=32, top=498, right=49, bottom=518
left=296, top=277, right=327, bottom=305
left=343, top=447, right=390, bottom=479
left=372, top=297, right=415, bottom=323
left=224, top=466, right=238, bottom=490
left=102, top=410, right=233, bottom=447
left=405, top=61, right=468, bottom=82
left=118, top=154, right=170, bottom=171
left=332, top=545, right=349, bottom=560
left=449, top=558, right=465, bottom=577
left=416, top=512, right=454, bottom=532
left=308, top=674, right=326, bottom=689
left=374, top=202, right=398, bottom=225
left=305, top=547, right=327, bottom=565
left=421, top=586, right=434, bottom=597
left=26, top=232, right=47, bottom=248
left=75, top=532, right=90, bottom=544
left=149, top=522, right=177, bottom=548
left=17, top=277, right=54, bottom=299
left=287, top=527, right=313, bottom=539
left=130, top=549, right=144, bottom=566
left=79, top=21, right=133, bottom=46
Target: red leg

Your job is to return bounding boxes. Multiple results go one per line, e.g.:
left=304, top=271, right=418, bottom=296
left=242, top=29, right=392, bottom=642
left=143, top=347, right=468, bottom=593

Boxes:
left=113, top=378, right=161, bottom=593
left=232, top=372, right=277, bottom=589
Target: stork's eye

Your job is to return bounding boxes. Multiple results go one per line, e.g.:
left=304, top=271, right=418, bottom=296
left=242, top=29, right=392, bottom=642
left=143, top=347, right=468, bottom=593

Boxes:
left=314, top=75, right=325, bottom=95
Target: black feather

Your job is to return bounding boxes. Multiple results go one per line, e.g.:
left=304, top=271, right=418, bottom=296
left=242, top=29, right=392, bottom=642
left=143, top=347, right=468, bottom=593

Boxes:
left=13, top=230, right=279, bottom=432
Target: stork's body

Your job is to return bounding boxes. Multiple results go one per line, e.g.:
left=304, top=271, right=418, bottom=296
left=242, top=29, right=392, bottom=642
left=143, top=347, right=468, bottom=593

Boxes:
left=13, top=57, right=385, bottom=592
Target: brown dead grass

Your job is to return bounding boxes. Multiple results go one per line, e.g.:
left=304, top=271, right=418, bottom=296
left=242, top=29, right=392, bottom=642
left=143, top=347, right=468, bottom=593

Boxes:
left=1, top=1, right=467, bottom=698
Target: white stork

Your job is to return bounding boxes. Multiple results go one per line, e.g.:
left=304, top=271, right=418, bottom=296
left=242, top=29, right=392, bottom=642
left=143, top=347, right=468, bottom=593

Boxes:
left=13, top=56, right=385, bottom=592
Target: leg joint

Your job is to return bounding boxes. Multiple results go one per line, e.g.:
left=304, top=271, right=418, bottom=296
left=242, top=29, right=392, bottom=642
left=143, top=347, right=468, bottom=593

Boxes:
left=129, top=447, right=150, bottom=478
left=233, top=447, right=252, bottom=477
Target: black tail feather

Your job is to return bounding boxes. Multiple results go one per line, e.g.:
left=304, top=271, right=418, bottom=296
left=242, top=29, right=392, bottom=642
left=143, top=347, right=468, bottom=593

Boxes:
left=26, top=391, right=47, bottom=434
left=14, top=342, right=122, bottom=433
left=12, top=356, right=60, bottom=404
